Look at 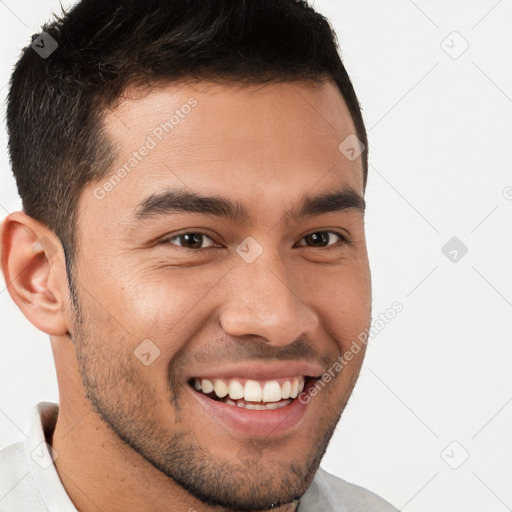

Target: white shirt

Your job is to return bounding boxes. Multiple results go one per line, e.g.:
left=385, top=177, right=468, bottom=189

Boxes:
left=0, top=402, right=398, bottom=511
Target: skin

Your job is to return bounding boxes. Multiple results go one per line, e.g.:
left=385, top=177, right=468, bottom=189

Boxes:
left=1, top=79, right=371, bottom=512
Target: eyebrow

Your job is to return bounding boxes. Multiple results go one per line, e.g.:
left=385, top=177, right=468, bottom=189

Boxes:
left=133, top=187, right=365, bottom=224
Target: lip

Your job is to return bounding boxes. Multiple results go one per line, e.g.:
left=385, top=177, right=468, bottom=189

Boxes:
left=186, top=376, right=318, bottom=438
left=185, top=361, right=325, bottom=382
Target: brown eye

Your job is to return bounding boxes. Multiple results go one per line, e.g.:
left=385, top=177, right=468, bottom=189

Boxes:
left=164, top=232, right=217, bottom=250
left=296, top=231, right=348, bottom=248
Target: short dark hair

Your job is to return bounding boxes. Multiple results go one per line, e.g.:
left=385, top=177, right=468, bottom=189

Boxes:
left=7, top=0, right=368, bottom=273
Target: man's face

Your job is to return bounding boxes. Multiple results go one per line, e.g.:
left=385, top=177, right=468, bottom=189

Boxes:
left=69, top=80, right=371, bottom=510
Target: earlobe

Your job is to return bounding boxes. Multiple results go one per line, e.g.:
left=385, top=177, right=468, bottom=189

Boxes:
left=0, top=211, right=70, bottom=336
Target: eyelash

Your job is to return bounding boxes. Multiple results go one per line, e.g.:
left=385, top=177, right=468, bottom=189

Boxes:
left=160, top=230, right=351, bottom=252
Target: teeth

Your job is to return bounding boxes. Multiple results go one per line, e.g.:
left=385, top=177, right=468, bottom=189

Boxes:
left=229, top=380, right=244, bottom=400
left=244, top=380, right=262, bottom=402
left=201, top=379, right=213, bottom=393
left=232, top=399, right=292, bottom=410
left=281, top=381, right=291, bottom=399
left=213, top=379, right=229, bottom=398
left=262, top=381, right=282, bottom=403
left=290, top=379, right=299, bottom=399
left=195, top=376, right=306, bottom=403
left=264, top=401, right=286, bottom=409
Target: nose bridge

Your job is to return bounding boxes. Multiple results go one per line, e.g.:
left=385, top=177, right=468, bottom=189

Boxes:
left=218, top=249, right=319, bottom=346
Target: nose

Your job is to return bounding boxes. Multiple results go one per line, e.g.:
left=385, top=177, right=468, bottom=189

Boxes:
left=218, top=254, right=319, bottom=347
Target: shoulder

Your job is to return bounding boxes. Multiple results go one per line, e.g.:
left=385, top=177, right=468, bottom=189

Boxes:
left=300, top=466, right=399, bottom=512
left=0, top=441, right=48, bottom=510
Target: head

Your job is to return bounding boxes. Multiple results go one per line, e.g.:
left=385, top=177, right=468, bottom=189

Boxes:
left=2, top=0, right=370, bottom=510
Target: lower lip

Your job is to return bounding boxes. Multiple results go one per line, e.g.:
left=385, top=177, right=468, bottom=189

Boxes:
left=187, top=380, right=315, bottom=438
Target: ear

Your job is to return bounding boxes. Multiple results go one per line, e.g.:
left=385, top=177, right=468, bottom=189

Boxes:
left=0, top=211, right=70, bottom=336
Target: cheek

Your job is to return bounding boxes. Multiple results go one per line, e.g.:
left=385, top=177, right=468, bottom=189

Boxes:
left=73, top=290, right=176, bottom=406
left=304, top=265, right=371, bottom=347
left=102, top=266, right=228, bottom=357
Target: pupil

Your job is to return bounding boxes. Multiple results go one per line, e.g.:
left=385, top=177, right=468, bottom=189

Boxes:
left=306, top=232, right=328, bottom=247
left=182, top=233, right=202, bottom=249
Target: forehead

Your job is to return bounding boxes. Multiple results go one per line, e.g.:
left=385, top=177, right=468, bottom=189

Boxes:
left=107, top=79, right=358, bottom=147
left=85, top=80, right=363, bottom=227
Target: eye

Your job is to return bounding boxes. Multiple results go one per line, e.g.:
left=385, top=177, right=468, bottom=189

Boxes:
left=162, top=232, right=218, bottom=250
left=295, top=231, right=349, bottom=249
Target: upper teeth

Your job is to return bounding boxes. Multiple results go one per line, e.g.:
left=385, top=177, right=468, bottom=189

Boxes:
left=194, top=377, right=305, bottom=402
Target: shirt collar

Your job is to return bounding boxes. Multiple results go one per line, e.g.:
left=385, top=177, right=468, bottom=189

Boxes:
left=24, top=402, right=77, bottom=511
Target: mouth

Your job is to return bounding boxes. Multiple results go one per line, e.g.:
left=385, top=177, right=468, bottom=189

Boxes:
left=184, top=362, right=325, bottom=436
left=187, top=375, right=319, bottom=411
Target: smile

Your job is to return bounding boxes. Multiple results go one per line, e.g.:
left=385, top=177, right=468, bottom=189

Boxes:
left=189, top=376, right=313, bottom=411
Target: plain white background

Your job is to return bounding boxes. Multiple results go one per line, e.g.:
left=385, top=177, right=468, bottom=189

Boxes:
left=1, top=1, right=511, bottom=510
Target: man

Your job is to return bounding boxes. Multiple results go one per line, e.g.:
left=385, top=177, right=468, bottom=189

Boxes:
left=0, top=0, right=398, bottom=510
